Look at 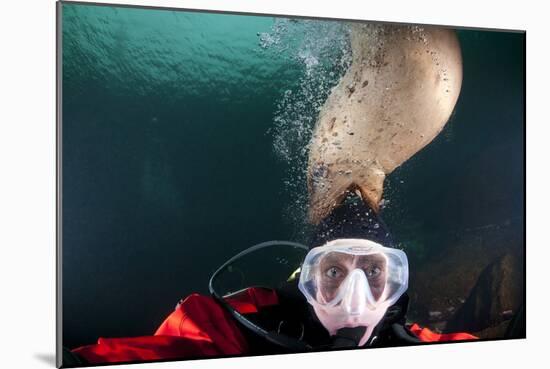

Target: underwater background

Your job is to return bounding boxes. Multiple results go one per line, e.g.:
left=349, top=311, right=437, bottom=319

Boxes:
left=61, top=3, right=525, bottom=349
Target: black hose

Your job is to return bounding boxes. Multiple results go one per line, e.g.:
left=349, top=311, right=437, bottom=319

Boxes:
left=391, top=324, right=423, bottom=343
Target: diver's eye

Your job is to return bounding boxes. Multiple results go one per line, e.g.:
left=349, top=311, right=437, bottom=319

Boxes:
left=366, top=266, right=381, bottom=278
left=326, top=266, right=345, bottom=279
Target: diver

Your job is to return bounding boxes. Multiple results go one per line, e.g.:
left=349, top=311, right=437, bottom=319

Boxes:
left=64, top=194, right=477, bottom=366
left=205, top=194, right=478, bottom=353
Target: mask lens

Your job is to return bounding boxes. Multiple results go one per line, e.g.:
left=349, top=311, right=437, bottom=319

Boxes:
left=318, top=252, right=352, bottom=303
left=356, top=254, right=387, bottom=302
left=316, top=252, right=387, bottom=305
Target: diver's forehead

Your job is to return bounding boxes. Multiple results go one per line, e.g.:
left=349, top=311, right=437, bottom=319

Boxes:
left=348, top=245, right=375, bottom=253
left=320, top=252, right=353, bottom=263
left=319, top=252, right=386, bottom=266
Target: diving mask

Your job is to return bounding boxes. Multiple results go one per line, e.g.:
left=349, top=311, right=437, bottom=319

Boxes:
left=298, top=239, right=409, bottom=346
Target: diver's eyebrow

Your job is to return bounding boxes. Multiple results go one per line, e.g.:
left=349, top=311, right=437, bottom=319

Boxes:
left=356, top=254, right=386, bottom=265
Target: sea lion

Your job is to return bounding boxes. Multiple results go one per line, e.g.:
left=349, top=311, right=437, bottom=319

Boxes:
left=307, top=23, right=463, bottom=224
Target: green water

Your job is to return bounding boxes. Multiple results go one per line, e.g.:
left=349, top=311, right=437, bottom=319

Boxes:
left=61, top=3, right=524, bottom=348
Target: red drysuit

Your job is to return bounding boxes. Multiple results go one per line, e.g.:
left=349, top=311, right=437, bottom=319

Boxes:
left=72, top=288, right=477, bottom=364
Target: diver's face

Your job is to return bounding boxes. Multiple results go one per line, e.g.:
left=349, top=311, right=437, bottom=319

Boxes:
left=318, top=252, right=387, bottom=303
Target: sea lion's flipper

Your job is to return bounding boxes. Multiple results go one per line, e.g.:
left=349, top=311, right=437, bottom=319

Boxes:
left=307, top=24, right=462, bottom=225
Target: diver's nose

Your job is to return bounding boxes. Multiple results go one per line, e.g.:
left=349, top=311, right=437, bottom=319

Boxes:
left=342, top=270, right=368, bottom=315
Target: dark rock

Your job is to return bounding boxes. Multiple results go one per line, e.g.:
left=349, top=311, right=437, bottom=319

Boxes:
left=406, top=225, right=521, bottom=327
left=473, top=319, right=511, bottom=339
left=446, top=252, right=524, bottom=335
